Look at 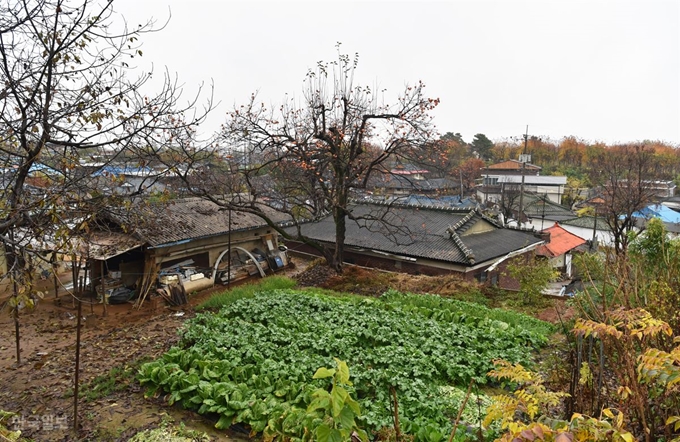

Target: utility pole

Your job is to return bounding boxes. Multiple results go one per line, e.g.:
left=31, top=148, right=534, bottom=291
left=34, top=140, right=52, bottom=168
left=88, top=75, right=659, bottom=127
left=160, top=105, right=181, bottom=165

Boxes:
left=518, top=125, right=529, bottom=226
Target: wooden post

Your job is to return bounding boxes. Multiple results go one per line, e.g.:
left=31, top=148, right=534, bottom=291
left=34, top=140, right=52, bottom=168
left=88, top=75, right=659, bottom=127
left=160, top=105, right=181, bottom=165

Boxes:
left=227, top=208, right=232, bottom=288
left=71, top=255, right=77, bottom=308
left=52, top=253, right=59, bottom=298
left=73, top=299, right=82, bottom=433
left=12, top=275, right=20, bottom=365
left=13, top=306, right=20, bottom=365
left=390, top=386, right=401, bottom=442
left=100, top=260, right=107, bottom=317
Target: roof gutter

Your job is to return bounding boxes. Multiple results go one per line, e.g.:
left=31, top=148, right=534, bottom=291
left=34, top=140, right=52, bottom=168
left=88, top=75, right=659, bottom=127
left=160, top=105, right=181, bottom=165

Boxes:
left=485, top=240, right=545, bottom=273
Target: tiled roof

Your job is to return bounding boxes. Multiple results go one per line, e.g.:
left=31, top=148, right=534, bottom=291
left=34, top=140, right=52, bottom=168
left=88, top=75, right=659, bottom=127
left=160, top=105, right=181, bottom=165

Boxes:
left=391, top=164, right=430, bottom=174
left=288, top=203, right=542, bottom=266
left=522, top=195, right=575, bottom=218
left=561, top=216, right=606, bottom=229
left=107, top=198, right=287, bottom=248
left=392, top=195, right=478, bottom=208
left=373, top=174, right=459, bottom=191
left=536, top=224, right=586, bottom=257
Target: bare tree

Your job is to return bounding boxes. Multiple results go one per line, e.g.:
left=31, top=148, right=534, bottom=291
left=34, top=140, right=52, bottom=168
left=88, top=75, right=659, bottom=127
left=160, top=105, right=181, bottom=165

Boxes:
left=0, top=0, right=212, bottom=362
left=591, top=144, right=660, bottom=256
left=165, top=47, right=443, bottom=272
left=498, top=183, right=523, bottom=222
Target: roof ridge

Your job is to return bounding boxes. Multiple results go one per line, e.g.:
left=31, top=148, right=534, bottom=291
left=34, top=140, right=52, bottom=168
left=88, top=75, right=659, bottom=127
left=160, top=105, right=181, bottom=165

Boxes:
left=350, top=198, right=475, bottom=213
left=480, top=210, right=503, bottom=228
left=457, top=213, right=481, bottom=234
left=448, top=209, right=476, bottom=232
left=447, top=229, right=475, bottom=264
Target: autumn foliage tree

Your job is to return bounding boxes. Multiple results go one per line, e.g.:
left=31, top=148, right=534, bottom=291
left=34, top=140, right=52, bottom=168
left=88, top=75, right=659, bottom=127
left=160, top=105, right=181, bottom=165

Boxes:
left=454, top=157, right=485, bottom=193
left=436, top=132, right=471, bottom=178
left=183, top=47, right=442, bottom=272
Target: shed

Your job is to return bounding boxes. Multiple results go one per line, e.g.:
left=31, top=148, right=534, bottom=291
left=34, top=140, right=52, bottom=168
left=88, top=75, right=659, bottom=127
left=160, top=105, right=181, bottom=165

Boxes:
left=536, top=224, right=586, bottom=277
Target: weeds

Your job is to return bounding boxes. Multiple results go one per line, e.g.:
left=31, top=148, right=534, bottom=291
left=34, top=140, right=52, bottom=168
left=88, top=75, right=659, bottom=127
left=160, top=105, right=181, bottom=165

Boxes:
left=80, top=357, right=151, bottom=402
left=196, top=275, right=296, bottom=310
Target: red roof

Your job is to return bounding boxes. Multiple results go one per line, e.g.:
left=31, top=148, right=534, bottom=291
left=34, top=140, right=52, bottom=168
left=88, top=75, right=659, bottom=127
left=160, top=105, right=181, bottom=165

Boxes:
left=536, top=224, right=586, bottom=258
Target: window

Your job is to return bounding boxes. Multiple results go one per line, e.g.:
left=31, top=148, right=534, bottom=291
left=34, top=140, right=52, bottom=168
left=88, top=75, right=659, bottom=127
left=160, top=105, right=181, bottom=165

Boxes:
left=490, top=273, right=498, bottom=286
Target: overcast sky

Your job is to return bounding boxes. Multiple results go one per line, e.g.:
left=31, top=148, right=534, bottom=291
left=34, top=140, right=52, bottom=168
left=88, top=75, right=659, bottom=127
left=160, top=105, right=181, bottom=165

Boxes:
left=111, top=0, right=680, bottom=146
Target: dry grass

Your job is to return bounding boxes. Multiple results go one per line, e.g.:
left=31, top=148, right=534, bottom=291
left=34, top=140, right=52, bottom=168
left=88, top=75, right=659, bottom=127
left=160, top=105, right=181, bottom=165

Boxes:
left=315, top=265, right=487, bottom=304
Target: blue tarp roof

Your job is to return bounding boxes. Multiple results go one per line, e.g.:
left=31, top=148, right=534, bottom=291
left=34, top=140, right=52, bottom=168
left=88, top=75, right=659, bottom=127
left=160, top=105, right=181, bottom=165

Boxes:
left=91, top=165, right=152, bottom=177
left=631, top=204, right=680, bottom=224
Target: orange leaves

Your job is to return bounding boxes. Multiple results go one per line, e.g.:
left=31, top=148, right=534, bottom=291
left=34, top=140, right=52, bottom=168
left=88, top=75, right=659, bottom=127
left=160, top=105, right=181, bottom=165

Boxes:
left=573, top=319, right=623, bottom=339
left=573, top=308, right=672, bottom=341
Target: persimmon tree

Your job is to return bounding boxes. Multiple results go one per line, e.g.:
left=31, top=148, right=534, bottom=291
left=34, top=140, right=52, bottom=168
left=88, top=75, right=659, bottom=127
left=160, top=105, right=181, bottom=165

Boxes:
left=174, top=47, right=443, bottom=272
left=0, top=0, right=211, bottom=362
left=455, top=157, right=485, bottom=194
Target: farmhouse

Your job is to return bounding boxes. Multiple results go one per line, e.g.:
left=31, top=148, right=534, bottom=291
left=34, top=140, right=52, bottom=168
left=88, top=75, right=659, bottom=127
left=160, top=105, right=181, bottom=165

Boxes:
left=75, top=198, right=289, bottom=304
left=285, top=202, right=545, bottom=290
left=535, top=224, right=586, bottom=277
left=517, top=194, right=577, bottom=230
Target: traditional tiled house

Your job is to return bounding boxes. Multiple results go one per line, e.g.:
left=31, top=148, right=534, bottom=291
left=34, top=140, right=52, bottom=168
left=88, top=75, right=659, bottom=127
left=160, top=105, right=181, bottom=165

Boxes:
left=285, top=202, right=544, bottom=290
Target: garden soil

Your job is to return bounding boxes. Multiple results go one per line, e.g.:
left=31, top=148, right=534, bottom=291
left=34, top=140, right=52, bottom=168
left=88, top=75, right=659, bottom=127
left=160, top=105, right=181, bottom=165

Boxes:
left=0, top=257, right=571, bottom=441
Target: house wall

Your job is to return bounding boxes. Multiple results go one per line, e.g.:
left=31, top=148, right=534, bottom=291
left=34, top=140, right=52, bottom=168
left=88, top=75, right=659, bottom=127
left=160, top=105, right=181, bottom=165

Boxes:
left=560, top=224, right=615, bottom=248
left=476, top=184, right=564, bottom=204
left=286, top=241, right=527, bottom=291
left=462, top=219, right=496, bottom=235
left=548, top=254, right=566, bottom=270
left=522, top=218, right=557, bottom=231
left=150, top=227, right=280, bottom=268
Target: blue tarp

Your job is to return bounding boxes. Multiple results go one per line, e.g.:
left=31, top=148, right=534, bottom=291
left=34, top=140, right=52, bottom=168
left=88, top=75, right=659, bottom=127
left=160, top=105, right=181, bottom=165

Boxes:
left=91, top=165, right=152, bottom=177
left=631, top=204, right=680, bottom=224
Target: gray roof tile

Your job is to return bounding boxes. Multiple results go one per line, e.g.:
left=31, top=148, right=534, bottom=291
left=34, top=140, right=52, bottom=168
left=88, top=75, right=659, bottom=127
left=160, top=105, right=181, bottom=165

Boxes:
left=290, top=203, right=542, bottom=266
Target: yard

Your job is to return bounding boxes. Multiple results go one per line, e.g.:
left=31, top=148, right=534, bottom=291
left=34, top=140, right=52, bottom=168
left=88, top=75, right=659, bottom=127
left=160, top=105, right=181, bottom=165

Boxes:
left=0, top=260, right=570, bottom=441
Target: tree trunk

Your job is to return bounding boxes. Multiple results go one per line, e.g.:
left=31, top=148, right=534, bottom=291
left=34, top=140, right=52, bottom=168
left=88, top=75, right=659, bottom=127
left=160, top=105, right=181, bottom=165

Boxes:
left=14, top=307, right=20, bottom=365
left=333, top=206, right=346, bottom=274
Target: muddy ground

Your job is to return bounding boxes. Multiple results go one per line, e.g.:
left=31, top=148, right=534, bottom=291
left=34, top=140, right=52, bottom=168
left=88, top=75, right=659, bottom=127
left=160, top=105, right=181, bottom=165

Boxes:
left=0, top=275, right=258, bottom=441
left=0, top=258, right=572, bottom=441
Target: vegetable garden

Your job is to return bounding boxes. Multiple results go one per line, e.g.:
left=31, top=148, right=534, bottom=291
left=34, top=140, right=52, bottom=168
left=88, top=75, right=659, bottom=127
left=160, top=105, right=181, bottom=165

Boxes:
left=139, top=288, right=553, bottom=441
